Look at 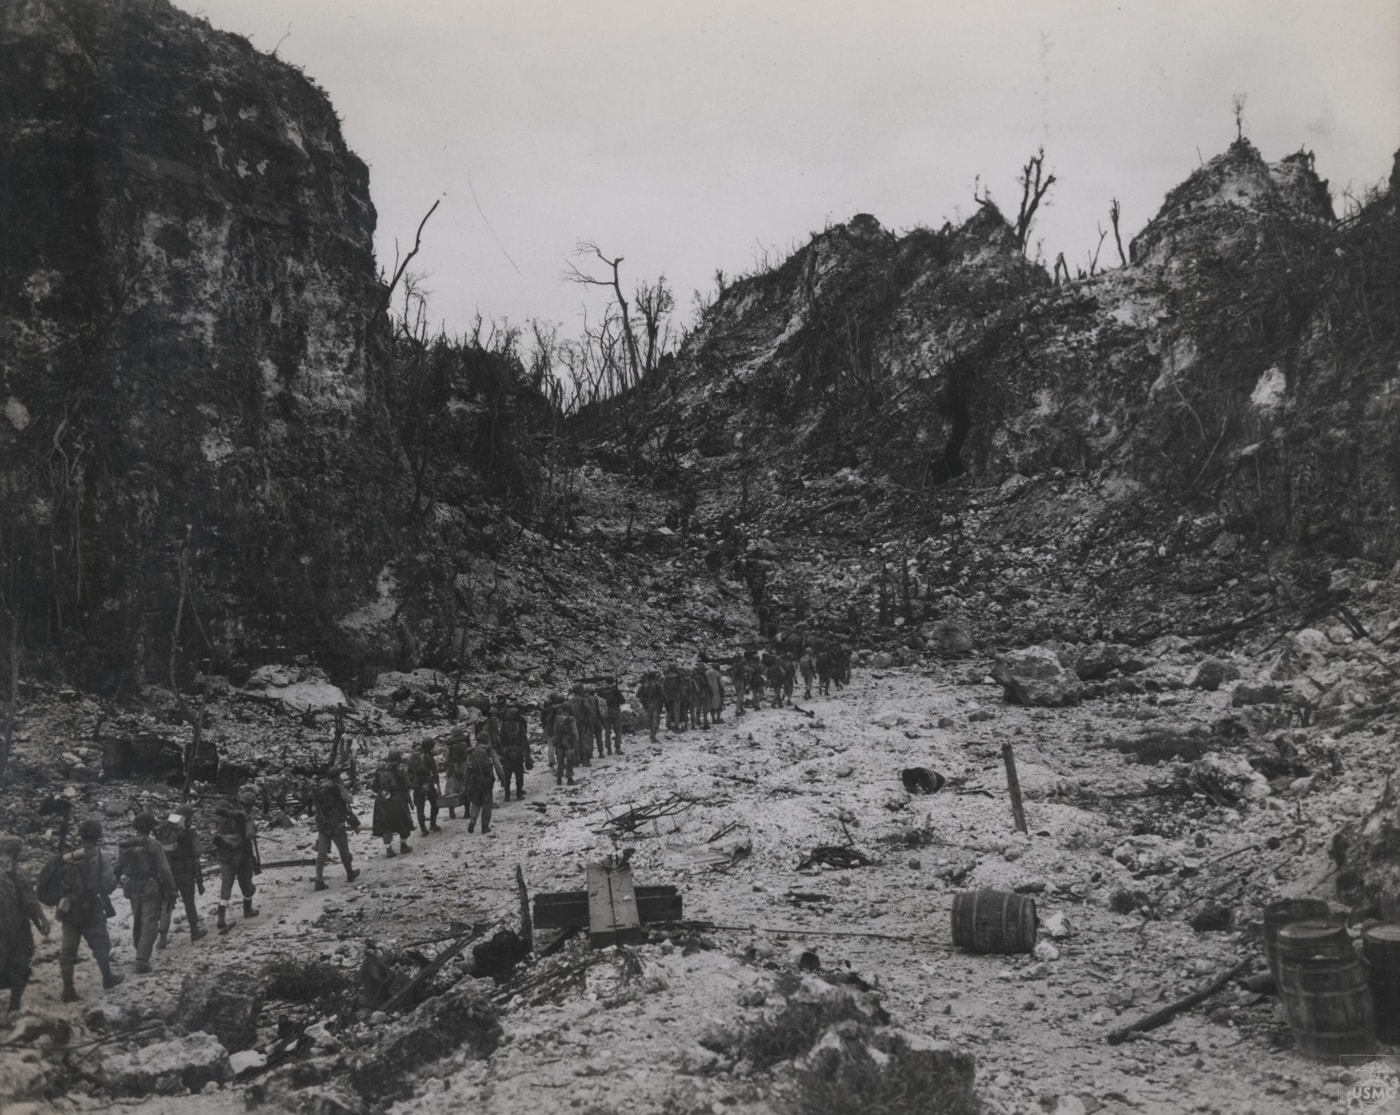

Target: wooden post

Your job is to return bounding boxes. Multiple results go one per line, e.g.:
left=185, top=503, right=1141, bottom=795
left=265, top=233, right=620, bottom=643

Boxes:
left=516, top=864, right=533, bottom=951
left=1002, top=743, right=1028, bottom=834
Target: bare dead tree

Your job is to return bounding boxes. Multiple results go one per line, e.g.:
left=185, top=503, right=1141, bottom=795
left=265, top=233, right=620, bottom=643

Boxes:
left=633, top=276, right=675, bottom=378
left=1014, top=147, right=1056, bottom=254
left=1052, top=252, right=1070, bottom=285
left=564, top=242, right=643, bottom=389
left=374, top=198, right=440, bottom=322
left=1109, top=198, right=1127, bottom=267
left=1088, top=223, right=1108, bottom=276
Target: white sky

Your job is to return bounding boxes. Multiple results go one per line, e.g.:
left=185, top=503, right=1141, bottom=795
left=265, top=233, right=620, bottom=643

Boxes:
left=185, top=0, right=1400, bottom=342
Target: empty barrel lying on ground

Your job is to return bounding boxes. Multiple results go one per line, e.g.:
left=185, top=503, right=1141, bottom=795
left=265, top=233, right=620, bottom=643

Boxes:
left=951, top=889, right=1037, bottom=954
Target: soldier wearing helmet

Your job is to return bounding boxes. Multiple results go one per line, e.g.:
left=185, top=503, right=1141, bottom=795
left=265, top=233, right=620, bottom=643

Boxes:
left=214, top=788, right=261, bottom=931
left=0, top=833, right=50, bottom=1014
left=312, top=771, right=361, bottom=891
left=115, top=812, right=176, bottom=973
left=57, top=818, right=123, bottom=1001
left=371, top=750, right=413, bottom=857
left=156, top=803, right=207, bottom=948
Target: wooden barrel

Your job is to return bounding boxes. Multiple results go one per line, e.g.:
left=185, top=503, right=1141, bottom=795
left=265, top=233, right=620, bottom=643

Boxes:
left=1361, top=923, right=1400, bottom=1045
left=951, top=890, right=1037, bottom=954
left=1263, top=899, right=1331, bottom=982
left=1278, top=942, right=1376, bottom=1062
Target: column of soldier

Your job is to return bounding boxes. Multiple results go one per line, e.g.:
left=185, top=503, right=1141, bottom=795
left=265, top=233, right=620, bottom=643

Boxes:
left=0, top=649, right=851, bottom=1013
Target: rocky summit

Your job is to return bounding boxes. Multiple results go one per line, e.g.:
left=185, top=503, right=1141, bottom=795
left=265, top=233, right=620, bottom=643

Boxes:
left=1, top=2, right=1399, bottom=1114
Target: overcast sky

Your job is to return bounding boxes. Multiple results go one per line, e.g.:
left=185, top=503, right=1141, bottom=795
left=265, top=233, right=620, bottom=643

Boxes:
left=186, top=0, right=1400, bottom=343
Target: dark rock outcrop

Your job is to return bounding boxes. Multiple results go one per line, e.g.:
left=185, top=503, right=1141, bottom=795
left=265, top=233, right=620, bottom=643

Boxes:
left=0, top=0, right=399, bottom=686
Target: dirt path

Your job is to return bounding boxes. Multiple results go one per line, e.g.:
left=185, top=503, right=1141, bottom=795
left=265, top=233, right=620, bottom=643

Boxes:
left=9, top=657, right=1380, bottom=1115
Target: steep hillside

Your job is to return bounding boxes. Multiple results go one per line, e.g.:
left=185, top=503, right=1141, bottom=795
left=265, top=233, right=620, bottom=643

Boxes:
left=602, top=141, right=1400, bottom=649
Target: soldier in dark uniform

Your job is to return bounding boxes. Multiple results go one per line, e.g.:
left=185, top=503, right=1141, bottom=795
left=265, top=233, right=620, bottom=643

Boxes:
left=443, top=729, right=471, bottom=820
left=497, top=703, right=531, bottom=800
left=312, top=773, right=361, bottom=891
left=0, top=833, right=50, bottom=1014
left=115, top=811, right=176, bottom=973
left=662, top=666, right=685, bottom=732
left=214, top=788, right=261, bottom=930
left=637, top=671, right=664, bottom=742
left=548, top=694, right=578, bottom=784
left=816, top=645, right=834, bottom=696
left=567, top=684, right=596, bottom=766
left=837, top=642, right=853, bottom=688
left=597, top=677, right=625, bottom=754
left=372, top=750, right=414, bottom=857
left=688, top=666, right=708, bottom=728
left=799, top=647, right=817, bottom=699
left=704, top=663, right=725, bottom=724
left=57, top=819, right=123, bottom=1001
left=765, top=654, right=786, bottom=708
left=409, top=740, right=442, bottom=836
left=464, top=729, right=506, bottom=833
left=744, top=653, right=766, bottom=710
left=156, top=804, right=207, bottom=947
left=728, top=660, right=748, bottom=718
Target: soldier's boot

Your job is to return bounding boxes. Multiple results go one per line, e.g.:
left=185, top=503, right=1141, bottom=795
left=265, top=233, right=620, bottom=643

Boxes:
left=566, top=775, right=576, bottom=785
left=98, top=957, right=123, bottom=990
left=190, top=923, right=208, bottom=942
left=242, top=898, right=259, bottom=919
left=345, top=865, right=360, bottom=883
left=134, top=958, right=152, bottom=974
left=60, top=961, right=79, bottom=1002
left=217, top=904, right=229, bottom=932
left=398, top=841, right=411, bottom=855
left=314, top=875, right=329, bottom=892
left=385, top=844, right=397, bottom=858
left=8, top=980, right=24, bottom=1012
left=157, top=931, right=169, bottom=950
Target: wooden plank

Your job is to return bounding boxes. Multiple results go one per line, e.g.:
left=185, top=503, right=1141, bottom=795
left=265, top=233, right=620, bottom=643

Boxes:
left=534, top=885, right=682, bottom=929
left=587, top=861, right=643, bottom=948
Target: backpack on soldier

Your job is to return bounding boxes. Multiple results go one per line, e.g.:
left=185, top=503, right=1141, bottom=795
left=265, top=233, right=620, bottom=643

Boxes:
left=36, top=854, right=64, bottom=907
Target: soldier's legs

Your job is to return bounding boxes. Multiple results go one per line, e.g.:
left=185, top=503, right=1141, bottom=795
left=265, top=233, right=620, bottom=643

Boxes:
left=315, top=830, right=332, bottom=887
left=218, top=861, right=236, bottom=929
left=87, top=921, right=121, bottom=987
left=426, top=786, right=440, bottom=830
left=133, top=895, right=161, bottom=967
left=593, top=722, right=604, bottom=758
left=60, top=921, right=82, bottom=999
left=647, top=707, right=660, bottom=742
left=238, top=859, right=258, bottom=918
left=7, top=968, right=27, bottom=1012
left=413, top=788, right=429, bottom=835
left=479, top=793, right=494, bottom=834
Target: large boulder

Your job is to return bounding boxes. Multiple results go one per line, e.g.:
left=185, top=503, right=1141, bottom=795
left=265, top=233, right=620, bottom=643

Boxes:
left=992, top=647, right=1082, bottom=707
left=922, top=621, right=974, bottom=654
left=99, top=1032, right=230, bottom=1096
left=176, top=968, right=264, bottom=1053
left=1188, top=658, right=1242, bottom=691
left=1074, top=642, right=1146, bottom=681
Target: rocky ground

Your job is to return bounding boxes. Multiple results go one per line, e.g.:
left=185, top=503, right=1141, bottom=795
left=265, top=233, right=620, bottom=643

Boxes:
left=3, top=564, right=1400, bottom=1113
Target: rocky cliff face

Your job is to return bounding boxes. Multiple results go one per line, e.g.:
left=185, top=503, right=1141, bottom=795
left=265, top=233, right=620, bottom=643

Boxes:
left=614, top=140, right=1399, bottom=645
left=0, top=0, right=402, bottom=686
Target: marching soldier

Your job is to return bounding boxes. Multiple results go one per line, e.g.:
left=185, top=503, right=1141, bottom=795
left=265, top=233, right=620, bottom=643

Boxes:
left=115, top=812, right=176, bottom=973
left=156, top=804, right=207, bottom=947
left=214, top=788, right=261, bottom=931
left=799, top=647, right=817, bottom=699
left=567, top=684, right=596, bottom=766
left=408, top=739, right=442, bottom=836
left=57, top=820, right=123, bottom=1001
left=704, top=662, right=725, bottom=724
left=497, top=702, right=531, bottom=800
left=637, top=671, right=664, bottom=742
left=372, top=750, right=414, bottom=857
left=464, top=728, right=507, bottom=833
left=0, top=833, right=50, bottom=1015
left=443, top=729, right=471, bottom=820
left=662, top=666, right=685, bottom=732
left=548, top=694, right=579, bottom=785
left=312, top=772, right=361, bottom=891
left=597, top=677, right=625, bottom=754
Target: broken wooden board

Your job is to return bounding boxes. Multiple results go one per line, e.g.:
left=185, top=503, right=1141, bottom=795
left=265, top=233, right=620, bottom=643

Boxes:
left=533, top=885, right=682, bottom=932
left=588, top=861, right=643, bottom=948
